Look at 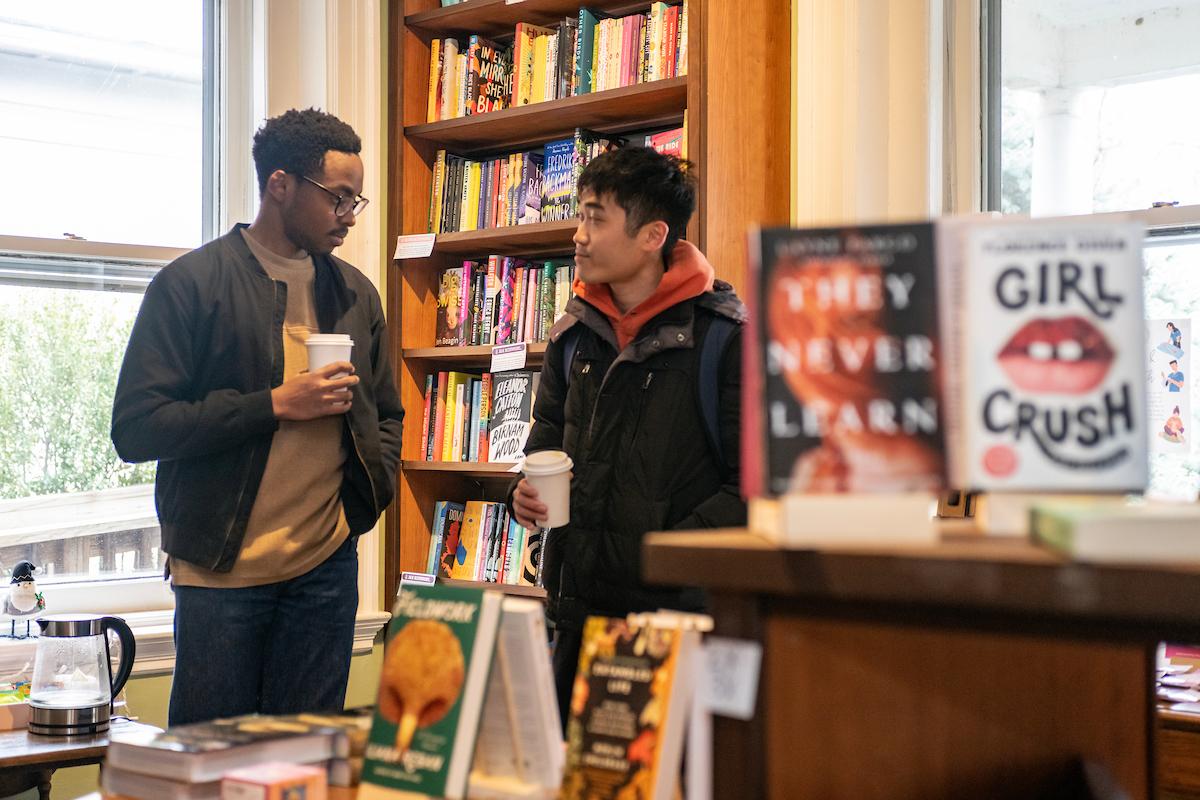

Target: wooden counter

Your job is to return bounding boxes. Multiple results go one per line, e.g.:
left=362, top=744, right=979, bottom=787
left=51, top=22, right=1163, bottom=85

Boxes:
left=643, top=530, right=1200, bottom=800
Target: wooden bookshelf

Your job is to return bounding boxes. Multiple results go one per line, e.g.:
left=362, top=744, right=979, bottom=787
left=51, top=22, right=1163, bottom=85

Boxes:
left=385, top=0, right=791, bottom=599
left=405, top=76, right=688, bottom=154
left=439, top=577, right=548, bottom=600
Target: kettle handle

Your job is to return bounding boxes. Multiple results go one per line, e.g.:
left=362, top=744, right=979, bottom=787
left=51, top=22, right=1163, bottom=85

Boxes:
left=100, top=616, right=137, bottom=701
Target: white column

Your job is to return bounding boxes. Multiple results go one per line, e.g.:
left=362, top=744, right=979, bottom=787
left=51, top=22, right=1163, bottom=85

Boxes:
left=1030, top=86, right=1100, bottom=216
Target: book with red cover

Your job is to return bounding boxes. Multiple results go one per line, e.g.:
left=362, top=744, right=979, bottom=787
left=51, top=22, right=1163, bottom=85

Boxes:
left=746, top=224, right=945, bottom=495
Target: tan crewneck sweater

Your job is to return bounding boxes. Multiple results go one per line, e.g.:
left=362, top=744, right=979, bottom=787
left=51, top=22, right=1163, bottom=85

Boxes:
left=171, top=229, right=350, bottom=587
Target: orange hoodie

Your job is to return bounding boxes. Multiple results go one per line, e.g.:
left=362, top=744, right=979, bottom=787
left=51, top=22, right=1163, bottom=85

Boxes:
left=572, top=240, right=715, bottom=351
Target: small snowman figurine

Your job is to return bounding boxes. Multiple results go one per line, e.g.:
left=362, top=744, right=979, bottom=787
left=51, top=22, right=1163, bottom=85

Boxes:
left=3, top=561, right=45, bottom=639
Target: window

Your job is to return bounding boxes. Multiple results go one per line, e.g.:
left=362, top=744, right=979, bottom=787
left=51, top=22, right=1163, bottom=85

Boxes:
left=0, top=0, right=211, bottom=596
left=0, top=1, right=210, bottom=247
left=991, top=0, right=1200, bottom=216
left=986, top=0, right=1200, bottom=500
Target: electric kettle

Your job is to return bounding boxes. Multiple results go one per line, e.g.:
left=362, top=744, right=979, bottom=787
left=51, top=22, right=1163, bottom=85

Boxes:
left=28, top=614, right=135, bottom=736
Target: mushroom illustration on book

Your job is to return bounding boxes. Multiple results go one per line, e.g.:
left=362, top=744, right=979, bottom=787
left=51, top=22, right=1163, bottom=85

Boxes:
left=3, top=561, right=45, bottom=639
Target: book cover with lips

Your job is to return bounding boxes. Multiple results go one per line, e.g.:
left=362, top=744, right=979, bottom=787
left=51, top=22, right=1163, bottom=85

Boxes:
left=747, top=224, right=946, bottom=495
left=963, top=220, right=1147, bottom=490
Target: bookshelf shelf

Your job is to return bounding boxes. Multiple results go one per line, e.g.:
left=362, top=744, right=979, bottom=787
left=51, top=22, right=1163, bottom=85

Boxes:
left=406, top=77, right=687, bottom=154
left=402, top=341, right=549, bottom=364
left=402, top=460, right=521, bottom=479
left=433, top=220, right=577, bottom=256
left=439, top=576, right=548, bottom=600
left=407, top=0, right=654, bottom=38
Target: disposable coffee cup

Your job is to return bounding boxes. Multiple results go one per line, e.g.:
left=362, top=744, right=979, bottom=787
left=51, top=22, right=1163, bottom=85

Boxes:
left=522, top=450, right=573, bottom=528
left=306, top=334, right=354, bottom=378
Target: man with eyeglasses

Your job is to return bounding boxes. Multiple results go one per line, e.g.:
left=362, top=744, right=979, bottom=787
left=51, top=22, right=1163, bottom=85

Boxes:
left=112, top=109, right=403, bottom=725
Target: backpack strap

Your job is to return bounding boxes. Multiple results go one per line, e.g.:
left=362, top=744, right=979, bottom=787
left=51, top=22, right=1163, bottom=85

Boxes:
left=560, top=325, right=582, bottom=388
left=697, top=315, right=737, bottom=476
left=560, top=315, right=736, bottom=477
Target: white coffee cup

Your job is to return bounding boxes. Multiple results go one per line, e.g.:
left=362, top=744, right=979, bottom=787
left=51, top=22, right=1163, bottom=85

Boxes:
left=522, top=450, right=573, bottom=528
left=306, top=333, right=354, bottom=377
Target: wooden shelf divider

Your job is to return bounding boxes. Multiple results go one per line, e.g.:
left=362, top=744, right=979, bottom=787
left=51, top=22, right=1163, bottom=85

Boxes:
left=402, top=341, right=548, bottom=364
left=406, top=77, right=687, bottom=154
left=439, top=576, right=548, bottom=600
left=432, top=219, right=577, bottom=256
left=402, top=460, right=521, bottom=479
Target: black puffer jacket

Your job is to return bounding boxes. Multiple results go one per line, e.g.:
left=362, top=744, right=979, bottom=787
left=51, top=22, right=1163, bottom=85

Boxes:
left=516, top=280, right=747, bottom=631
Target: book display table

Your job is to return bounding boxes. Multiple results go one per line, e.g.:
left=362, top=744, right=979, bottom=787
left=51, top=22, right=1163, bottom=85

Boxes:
left=642, top=530, right=1200, bottom=800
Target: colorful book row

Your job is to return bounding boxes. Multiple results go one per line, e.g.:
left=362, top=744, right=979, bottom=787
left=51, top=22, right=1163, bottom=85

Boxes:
left=428, top=128, right=621, bottom=234
left=427, top=499, right=535, bottom=586
left=425, top=3, right=688, bottom=122
left=419, top=369, right=538, bottom=464
left=436, top=257, right=575, bottom=348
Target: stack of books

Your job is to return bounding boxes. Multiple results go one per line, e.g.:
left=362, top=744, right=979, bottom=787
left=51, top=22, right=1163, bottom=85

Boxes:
left=102, top=710, right=371, bottom=799
left=418, top=368, right=539, bottom=465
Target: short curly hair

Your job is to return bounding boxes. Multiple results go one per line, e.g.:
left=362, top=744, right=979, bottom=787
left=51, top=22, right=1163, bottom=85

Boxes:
left=251, top=108, right=361, bottom=195
left=577, top=146, right=696, bottom=265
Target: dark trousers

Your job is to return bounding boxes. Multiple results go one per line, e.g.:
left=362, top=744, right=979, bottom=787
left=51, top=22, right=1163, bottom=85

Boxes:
left=169, top=536, right=359, bottom=726
left=551, top=626, right=583, bottom=732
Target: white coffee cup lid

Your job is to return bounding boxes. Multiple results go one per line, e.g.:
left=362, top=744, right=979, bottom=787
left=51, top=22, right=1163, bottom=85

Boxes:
left=522, top=450, right=573, bottom=475
left=306, top=334, right=354, bottom=345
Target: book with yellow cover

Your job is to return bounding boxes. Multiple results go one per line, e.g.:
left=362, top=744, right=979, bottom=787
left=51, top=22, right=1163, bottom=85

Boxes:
left=559, top=615, right=700, bottom=800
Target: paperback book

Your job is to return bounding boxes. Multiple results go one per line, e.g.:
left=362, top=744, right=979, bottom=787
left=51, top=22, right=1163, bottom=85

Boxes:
left=359, top=584, right=503, bottom=800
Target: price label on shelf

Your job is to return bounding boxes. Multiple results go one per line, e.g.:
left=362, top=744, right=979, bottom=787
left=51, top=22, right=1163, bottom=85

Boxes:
left=393, top=233, right=436, bottom=260
left=491, top=342, right=528, bottom=373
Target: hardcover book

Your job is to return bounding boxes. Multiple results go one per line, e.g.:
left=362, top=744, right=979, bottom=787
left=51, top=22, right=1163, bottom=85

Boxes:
left=436, top=501, right=468, bottom=579
left=487, top=370, right=537, bottom=462
left=559, top=615, right=700, bottom=800
left=540, top=137, right=576, bottom=223
left=467, top=36, right=511, bottom=115
left=106, top=714, right=341, bottom=784
left=959, top=219, right=1147, bottom=490
left=745, top=224, right=946, bottom=496
left=435, top=267, right=466, bottom=347
left=359, top=584, right=503, bottom=800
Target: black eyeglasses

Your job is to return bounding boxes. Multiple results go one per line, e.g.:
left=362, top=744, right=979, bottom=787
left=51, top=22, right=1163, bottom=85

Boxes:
left=295, top=174, right=370, bottom=217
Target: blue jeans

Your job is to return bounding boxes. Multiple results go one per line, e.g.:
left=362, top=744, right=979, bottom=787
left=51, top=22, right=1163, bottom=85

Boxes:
left=169, top=536, right=359, bottom=726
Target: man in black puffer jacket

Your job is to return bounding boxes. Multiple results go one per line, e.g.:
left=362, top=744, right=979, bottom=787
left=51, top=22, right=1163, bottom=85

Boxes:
left=510, top=146, right=746, bottom=726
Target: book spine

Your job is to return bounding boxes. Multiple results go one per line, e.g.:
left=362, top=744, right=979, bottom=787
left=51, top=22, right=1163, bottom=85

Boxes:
left=427, top=39, right=442, bottom=122
left=439, top=39, right=458, bottom=121
left=425, top=376, right=440, bottom=461
left=541, top=261, right=557, bottom=340
left=479, top=372, right=492, bottom=463
left=450, top=380, right=466, bottom=461
left=426, top=501, right=445, bottom=573
left=424, top=376, right=439, bottom=462
left=441, top=372, right=458, bottom=462
left=678, top=2, right=689, bottom=76
left=433, top=371, right=448, bottom=461
left=429, top=150, right=446, bottom=234
left=466, top=35, right=480, bottom=116
left=468, top=379, right=482, bottom=462
left=666, top=5, right=679, bottom=80
left=497, top=258, right=515, bottom=345
left=471, top=269, right=485, bottom=347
